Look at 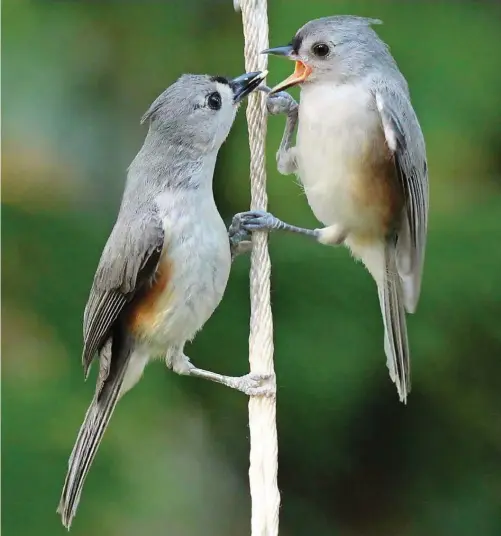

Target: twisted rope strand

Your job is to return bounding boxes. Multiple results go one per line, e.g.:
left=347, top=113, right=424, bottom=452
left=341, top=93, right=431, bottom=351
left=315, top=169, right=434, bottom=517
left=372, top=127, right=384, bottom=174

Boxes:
left=234, top=1, right=280, bottom=534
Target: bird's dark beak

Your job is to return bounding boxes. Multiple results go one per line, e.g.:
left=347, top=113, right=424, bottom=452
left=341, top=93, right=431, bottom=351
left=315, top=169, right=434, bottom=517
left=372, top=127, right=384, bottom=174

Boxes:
left=230, top=70, right=268, bottom=103
left=261, top=45, right=294, bottom=57
left=262, top=44, right=311, bottom=94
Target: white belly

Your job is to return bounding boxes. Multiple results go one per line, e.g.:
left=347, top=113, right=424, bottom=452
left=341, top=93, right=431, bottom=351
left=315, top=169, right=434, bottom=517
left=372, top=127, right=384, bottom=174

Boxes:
left=148, top=189, right=231, bottom=347
left=296, top=82, right=383, bottom=231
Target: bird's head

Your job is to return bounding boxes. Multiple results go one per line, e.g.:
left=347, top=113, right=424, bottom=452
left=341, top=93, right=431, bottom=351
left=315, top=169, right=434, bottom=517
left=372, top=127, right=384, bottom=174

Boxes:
left=263, top=16, right=387, bottom=93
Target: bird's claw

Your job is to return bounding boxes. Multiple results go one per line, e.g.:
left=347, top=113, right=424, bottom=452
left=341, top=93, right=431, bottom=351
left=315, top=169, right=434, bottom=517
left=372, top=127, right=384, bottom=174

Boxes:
left=231, top=372, right=276, bottom=397
left=229, top=215, right=254, bottom=257
left=230, top=210, right=278, bottom=235
left=260, top=88, right=298, bottom=116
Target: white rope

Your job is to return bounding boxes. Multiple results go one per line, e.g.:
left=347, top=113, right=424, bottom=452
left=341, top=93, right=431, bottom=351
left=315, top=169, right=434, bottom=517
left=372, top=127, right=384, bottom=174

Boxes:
left=234, top=1, right=280, bottom=534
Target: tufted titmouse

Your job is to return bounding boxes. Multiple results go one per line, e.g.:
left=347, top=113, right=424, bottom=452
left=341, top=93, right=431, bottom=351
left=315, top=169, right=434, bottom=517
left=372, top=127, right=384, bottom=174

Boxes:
left=230, top=16, right=428, bottom=403
left=57, top=71, right=271, bottom=529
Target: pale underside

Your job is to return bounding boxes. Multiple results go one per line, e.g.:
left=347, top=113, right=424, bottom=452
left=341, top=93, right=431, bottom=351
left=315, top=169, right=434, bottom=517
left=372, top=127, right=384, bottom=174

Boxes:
left=296, top=81, right=399, bottom=284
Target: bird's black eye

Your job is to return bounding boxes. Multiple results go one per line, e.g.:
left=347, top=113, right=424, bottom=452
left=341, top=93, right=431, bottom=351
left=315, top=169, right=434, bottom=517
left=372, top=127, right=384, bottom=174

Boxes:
left=207, top=91, right=222, bottom=110
left=312, top=43, right=330, bottom=57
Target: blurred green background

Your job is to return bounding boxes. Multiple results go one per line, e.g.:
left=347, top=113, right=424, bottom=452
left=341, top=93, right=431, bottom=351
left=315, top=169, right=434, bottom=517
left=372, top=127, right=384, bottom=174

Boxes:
left=3, top=1, right=501, bottom=535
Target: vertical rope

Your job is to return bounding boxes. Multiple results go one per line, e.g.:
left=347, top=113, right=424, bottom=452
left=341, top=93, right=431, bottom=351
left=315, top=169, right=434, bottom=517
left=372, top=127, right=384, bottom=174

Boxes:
left=234, top=1, right=280, bottom=534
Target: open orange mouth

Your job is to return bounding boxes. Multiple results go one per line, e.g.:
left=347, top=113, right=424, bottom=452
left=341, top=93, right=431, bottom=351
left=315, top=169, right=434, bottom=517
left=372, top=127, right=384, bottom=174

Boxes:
left=270, top=61, right=312, bottom=94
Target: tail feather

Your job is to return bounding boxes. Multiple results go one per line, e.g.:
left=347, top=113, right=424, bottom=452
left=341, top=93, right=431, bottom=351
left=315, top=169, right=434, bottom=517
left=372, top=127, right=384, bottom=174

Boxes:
left=57, top=355, right=129, bottom=530
left=379, top=245, right=411, bottom=403
left=396, top=215, right=422, bottom=314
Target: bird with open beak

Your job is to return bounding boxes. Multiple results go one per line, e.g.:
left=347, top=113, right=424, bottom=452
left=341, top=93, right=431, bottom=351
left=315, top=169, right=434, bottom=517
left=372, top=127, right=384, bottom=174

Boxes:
left=230, top=16, right=429, bottom=403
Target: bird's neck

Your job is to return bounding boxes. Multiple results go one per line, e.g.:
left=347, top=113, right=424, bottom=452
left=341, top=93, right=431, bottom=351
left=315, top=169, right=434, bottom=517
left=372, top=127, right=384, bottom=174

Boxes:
left=126, top=136, right=219, bottom=198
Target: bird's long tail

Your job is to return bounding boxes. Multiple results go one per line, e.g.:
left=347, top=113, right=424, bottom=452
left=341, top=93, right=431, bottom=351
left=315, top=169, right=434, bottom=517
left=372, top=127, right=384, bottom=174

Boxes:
left=378, top=244, right=411, bottom=403
left=57, top=348, right=130, bottom=530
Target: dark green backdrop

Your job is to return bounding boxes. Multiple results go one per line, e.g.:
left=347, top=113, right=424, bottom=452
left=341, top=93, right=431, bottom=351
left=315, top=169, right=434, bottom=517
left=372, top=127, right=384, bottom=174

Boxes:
left=3, top=1, right=501, bottom=535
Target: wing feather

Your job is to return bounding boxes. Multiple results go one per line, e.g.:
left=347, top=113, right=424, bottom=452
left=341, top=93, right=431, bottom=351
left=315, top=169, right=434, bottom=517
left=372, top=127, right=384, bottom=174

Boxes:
left=81, top=209, right=164, bottom=376
left=374, top=84, right=429, bottom=312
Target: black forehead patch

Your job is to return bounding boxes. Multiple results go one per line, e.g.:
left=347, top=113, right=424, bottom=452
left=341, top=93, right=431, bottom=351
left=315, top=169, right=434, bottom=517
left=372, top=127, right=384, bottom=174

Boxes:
left=211, top=75, right=230, bottom=85
left=290, top=33, right=303, bottom=54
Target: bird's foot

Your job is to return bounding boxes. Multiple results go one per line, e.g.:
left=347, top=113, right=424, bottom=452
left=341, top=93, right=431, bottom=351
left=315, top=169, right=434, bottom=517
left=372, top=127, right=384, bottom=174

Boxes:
left=226, top=372, right=276, bottom=397
left=169, top=352, right=275, bottom=396
left=228, top=217, right=253, bottom=258
left=230, top=210, right=319, bottom=239
left=259, top=85, right=298, bottom=116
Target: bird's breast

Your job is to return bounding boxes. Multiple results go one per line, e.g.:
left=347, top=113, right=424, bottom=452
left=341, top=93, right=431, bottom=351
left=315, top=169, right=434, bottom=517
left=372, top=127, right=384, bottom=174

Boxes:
left=296, top=83, right=400, bottom=238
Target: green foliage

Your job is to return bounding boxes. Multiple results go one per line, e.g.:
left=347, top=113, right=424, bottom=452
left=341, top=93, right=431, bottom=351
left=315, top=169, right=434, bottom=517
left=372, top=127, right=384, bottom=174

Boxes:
left=3, top=1, right=501, bottom=535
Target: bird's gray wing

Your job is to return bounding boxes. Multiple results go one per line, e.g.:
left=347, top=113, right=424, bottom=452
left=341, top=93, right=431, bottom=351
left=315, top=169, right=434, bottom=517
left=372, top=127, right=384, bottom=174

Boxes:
left=82, top=208, right=165, bottom=377
left=374, top=83, right=429, bottom=313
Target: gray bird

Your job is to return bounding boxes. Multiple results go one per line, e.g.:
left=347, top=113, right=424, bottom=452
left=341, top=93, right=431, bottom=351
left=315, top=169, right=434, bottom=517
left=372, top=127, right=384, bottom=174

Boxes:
left=57, top=70, right=271, bottom=529
left=230, top=16, right=428, bottom=403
